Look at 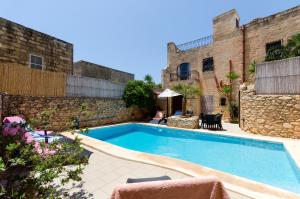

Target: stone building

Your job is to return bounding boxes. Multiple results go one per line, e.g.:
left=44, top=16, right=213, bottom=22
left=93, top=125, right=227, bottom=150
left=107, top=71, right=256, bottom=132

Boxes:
left=162, top=5, right=300, bottom=117
left=73, top=60, right=134, bottom=84
left=0, top=17, right=134, bottom=84
left=0, top=17, right=73, bottom=74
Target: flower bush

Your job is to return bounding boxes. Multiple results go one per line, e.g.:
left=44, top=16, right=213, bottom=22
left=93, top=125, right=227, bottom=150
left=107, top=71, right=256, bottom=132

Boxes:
left=0, top=116, right=88, bottom=198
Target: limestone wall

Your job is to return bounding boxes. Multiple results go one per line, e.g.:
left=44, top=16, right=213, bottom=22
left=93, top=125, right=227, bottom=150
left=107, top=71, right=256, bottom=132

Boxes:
left=73, top=61, right=134, bottom=84
left=0, top=94, right=143, bottom=131
left=240, top=85, right=300, bottom=138
left=0, top=17, right=73, bottom=74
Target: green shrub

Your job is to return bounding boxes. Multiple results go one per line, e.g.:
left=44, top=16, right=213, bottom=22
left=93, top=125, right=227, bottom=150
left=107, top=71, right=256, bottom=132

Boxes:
left=123, top=80, right=155, bottom=110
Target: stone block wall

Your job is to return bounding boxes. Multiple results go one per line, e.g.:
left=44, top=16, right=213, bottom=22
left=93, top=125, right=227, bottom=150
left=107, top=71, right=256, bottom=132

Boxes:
left=240, top=84, right=300, bottom=138
left=1, top=94, right=143, bottom=131
left=0, top=17, right=73, bottom=74
left=73, top=61, right=134, bottom=84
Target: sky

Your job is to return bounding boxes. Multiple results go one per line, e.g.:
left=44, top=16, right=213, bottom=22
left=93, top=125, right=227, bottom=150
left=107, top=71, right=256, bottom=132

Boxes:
left=1, top=0, right=300, bottom=83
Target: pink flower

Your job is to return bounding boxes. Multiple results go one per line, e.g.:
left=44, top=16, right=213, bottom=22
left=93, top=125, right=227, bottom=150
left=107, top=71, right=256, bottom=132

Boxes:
left=3, top=125, right=21, bottom=136
left=22, top=132, right=34, bottom=144
left=34, top=142, right=56, bottom=157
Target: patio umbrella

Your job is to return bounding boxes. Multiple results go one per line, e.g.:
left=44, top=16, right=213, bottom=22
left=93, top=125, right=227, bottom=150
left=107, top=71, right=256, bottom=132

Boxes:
left=158, top=89, right=182, bottom=116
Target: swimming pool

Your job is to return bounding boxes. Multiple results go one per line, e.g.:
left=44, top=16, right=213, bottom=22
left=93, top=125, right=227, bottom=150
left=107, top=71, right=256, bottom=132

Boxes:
left=84, top=123, right=300, bottom=194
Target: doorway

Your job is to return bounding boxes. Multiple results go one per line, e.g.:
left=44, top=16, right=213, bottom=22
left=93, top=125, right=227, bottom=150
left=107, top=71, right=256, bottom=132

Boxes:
left=172, top=95, right=183, bottom=115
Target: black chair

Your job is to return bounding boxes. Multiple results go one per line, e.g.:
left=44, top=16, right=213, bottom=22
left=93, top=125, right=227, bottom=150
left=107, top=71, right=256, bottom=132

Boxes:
left=200, top=113, right=206, bottom=128
left=214, top=113, right=223, bottom=130
left=206, top=114, right=215, bottom=129
left=186, top=110, right=193, bottom=116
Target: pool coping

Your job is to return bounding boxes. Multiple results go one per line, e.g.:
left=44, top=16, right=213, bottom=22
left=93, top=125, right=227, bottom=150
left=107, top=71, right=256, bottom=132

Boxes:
left=61, top=122, right=300, bottom=199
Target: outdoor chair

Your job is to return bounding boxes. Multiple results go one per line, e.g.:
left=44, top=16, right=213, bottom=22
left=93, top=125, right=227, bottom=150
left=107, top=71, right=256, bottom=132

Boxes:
left=150, top=111, right=165, bottom=124
left=214, top=113, right=223, bottom=130
left=127, top=176, right=171, bottom=183
left=200, top=113, right=207, bottom=128
left=3, top=115, right=63, bottom=143
left=205, top=114, right=215, bottom=129
left=173, top=110, right=182, bottom=116
left=200, top=113, right=223, bottom=130
left=186, top=110, right=193, bottom=116
left=111, top=177, right=230, bottom=199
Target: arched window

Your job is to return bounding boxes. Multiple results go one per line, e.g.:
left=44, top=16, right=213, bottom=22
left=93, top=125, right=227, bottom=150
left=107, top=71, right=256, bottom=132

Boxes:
left=177, top=63, right=190, bottom=80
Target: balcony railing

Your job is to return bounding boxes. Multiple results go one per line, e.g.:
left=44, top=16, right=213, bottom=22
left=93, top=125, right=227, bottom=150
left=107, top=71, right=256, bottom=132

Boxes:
left=169, top=70, right=200, bottom=82
left=177, top=35, right=213, bottom=51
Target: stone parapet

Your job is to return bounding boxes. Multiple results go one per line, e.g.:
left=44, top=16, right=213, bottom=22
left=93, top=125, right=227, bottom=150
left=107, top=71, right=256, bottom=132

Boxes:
left=167, top=116, right=199, bottom=129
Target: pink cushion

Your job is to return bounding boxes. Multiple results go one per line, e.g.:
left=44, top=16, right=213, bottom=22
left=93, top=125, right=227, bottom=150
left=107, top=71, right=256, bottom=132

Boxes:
left=3, top=115, right=26, bottom=124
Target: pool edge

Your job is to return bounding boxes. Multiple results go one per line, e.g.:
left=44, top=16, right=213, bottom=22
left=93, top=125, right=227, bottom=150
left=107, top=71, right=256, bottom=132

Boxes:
left=61, top=123, right=300, bottom=199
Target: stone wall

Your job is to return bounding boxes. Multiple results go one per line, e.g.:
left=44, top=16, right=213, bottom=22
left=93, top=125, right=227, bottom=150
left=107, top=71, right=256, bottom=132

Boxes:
left=240, top=84, right=300, bottom=138
left=1, top=93, right=143, bottom=131
left=0, top=17, right=73, bottom=74
left=73, top=60, right=134, bottom=84
left=167, top=116, right=199, bottom=129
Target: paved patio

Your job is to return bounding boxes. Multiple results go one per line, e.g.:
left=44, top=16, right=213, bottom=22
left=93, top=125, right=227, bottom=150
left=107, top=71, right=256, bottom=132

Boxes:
left=61, top=145, right=250, bottom=199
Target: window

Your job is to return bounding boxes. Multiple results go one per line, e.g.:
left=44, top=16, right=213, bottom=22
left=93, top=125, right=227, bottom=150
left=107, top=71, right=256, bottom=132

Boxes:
left=30, top=54, right=43, bottom=70
left=202, top=57, right=214, bottom=72
left=265, top=40, right=284, bottom=61
left=220, top=97, right=226, bottom=106
left=266, top=40, right=282, bottom=54
left=236, top=18, right=239, bottom=28
left=177, top=63, right=190, bottom=80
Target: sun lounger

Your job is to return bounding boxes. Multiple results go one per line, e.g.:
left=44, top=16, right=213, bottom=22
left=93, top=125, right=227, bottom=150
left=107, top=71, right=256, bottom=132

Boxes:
left=2, top=115, right=63, bottom=143
left=111, top=177, right=230, bottom=199
left=150, top=111, right=165, bottom=124
left=127, top=176, right=171, bottom=183
left=173, top=110, right=182, bottom=116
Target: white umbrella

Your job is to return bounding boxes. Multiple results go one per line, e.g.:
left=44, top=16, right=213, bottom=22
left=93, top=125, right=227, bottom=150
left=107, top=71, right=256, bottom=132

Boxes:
left=158, top=89, right=182, bottom=116
left=158, top=89, right=181, bottom=98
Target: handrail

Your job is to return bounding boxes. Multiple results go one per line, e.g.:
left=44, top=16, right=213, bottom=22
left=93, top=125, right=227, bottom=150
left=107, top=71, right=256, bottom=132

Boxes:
left=177, top=35, right=213, bottom=51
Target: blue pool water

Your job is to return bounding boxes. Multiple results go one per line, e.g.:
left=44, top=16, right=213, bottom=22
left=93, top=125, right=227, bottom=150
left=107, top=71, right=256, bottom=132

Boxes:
left=84, top=123, right=300, bottom=194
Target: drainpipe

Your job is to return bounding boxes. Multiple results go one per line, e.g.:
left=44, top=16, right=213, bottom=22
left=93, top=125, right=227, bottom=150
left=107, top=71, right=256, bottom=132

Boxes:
left=229, top=60, right=233, bottom=103
left=242, top=25, right=246, bottom=82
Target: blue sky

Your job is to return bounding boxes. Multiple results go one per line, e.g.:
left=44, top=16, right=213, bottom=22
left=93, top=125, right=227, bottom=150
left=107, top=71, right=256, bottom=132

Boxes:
left=1, top=0, right=300, bottom=82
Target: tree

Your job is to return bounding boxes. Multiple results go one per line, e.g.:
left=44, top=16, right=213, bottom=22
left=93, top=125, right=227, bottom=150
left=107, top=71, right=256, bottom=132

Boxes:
left=144, top=74, right=155, bottom=88
left=172, top=83, right=201, bottom=116
left=214, top=71, right=240, bottom=122
left=144, top=74, right=162, bottom=89
left=123, top=80, right=155, bottom=111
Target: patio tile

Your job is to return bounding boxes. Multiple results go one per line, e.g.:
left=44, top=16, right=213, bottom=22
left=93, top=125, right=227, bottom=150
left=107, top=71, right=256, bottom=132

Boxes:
left=82, top=178, right=107, bottom=192
left=92, top=189, right=109, bottom=199
left=100, top=171, right=121, bottom=183
left=100, top=181, right=120, bottom=195
left=59, top=145, right=250, bottom=199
